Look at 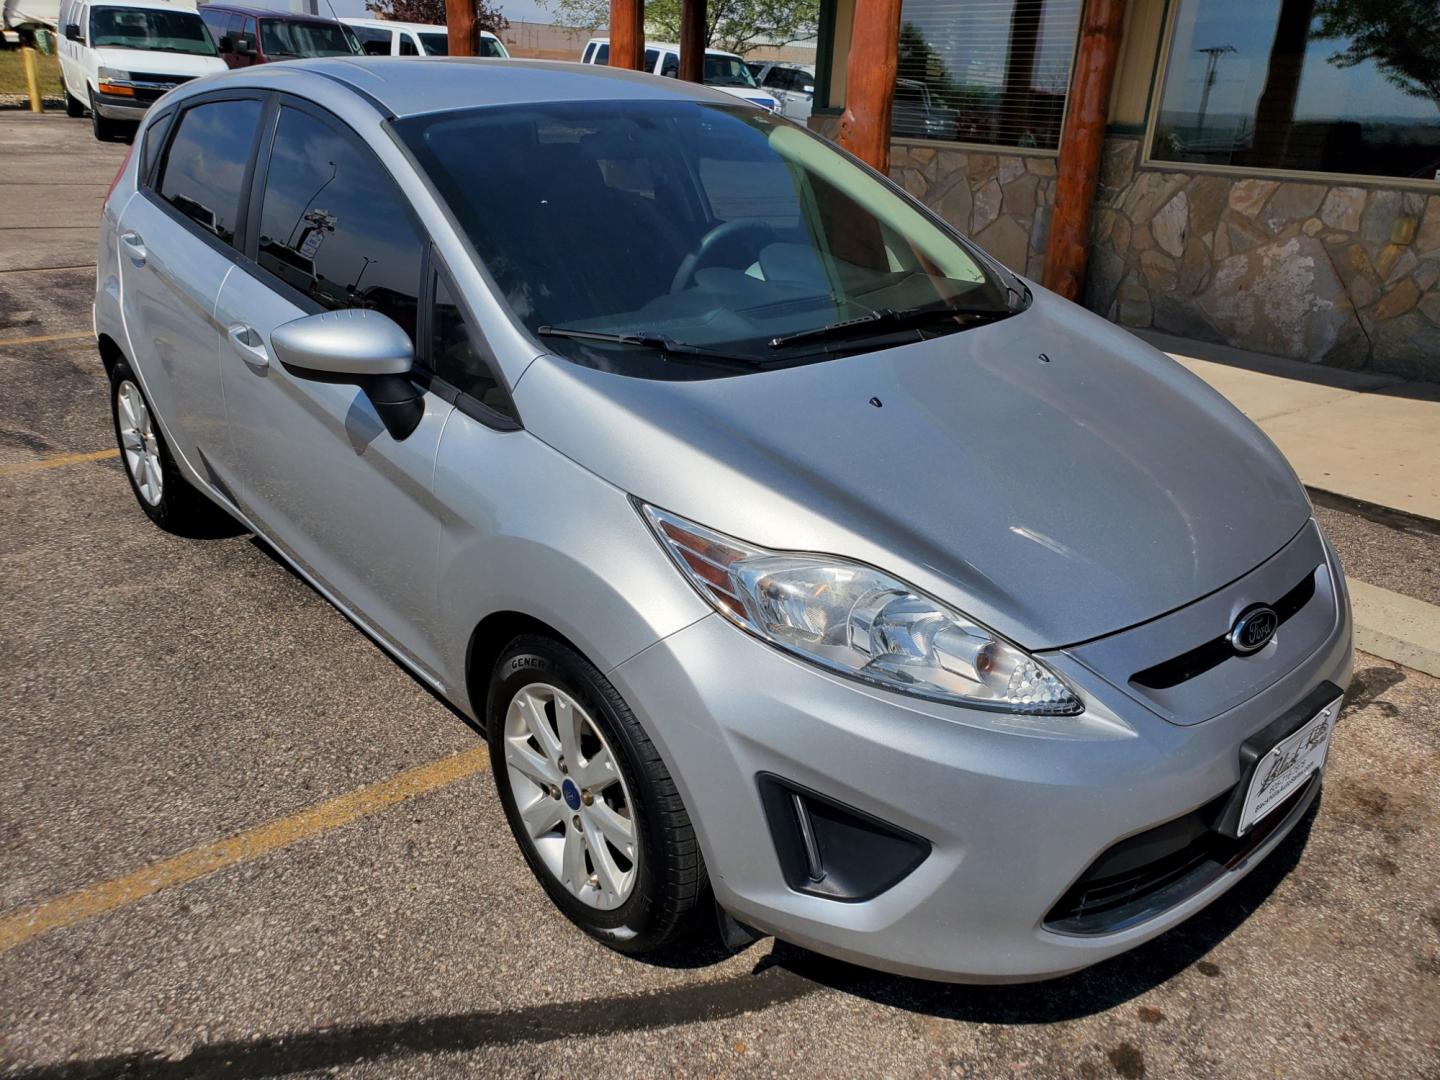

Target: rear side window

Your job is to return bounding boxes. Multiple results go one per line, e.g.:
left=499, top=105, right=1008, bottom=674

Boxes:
left=660, top=52, right=678, bottom=78
left=643, top=48, right=657, bottom=71
left=256, top=106, right=422, bottom=342
left=157, top=98, right=263, bottom=246
left=399, top=32, right=418, bottom=55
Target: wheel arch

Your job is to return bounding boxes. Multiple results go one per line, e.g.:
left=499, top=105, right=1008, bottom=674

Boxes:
left=97, top=332, right=125, bottom=378
left=464, top=610, right=587, bottom=735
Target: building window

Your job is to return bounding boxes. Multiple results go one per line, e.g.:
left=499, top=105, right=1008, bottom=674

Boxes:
left=1151, top=0, right=1440, bottom=182
left=892, top=0, right=1083, bottom=149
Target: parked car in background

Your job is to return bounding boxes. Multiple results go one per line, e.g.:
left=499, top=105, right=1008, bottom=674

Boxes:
left=580, top=37, right=777, bottom=112
left=57, top=0, right=224, bottom=141
left=891, top=76, right=958, bottom=141
left=746, top=60, right=813, bottom=122
left=198, top=3, right=358, bottom=67
left=97, top=58, right=1353, bottom=984
left=341, top=17, right=507, bottom=58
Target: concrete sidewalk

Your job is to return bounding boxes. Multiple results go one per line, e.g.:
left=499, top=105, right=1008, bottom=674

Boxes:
left=1142, top=329, right=1440, bottom=525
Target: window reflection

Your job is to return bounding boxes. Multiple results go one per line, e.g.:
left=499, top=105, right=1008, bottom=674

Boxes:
left=1152, top=0, right=1440, bottom=181
left=892, top=0, right=1083, bottom=148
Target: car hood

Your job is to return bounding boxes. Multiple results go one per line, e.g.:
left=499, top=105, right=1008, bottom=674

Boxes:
left=94, top=48, right=228, bottom=76
left=514, top=288, right=1311, bottom=651
left=714, top=85, right=777, bottom=108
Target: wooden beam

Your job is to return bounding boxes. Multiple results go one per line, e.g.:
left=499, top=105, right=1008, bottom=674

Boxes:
left=837, top=0, right=902, bottom=173
left=679, top=0, right=706, bottom=82
left=445, top=0, right=476, bottom=56
left=610, top=0, right=646, bottom=70
left=1042, top=0, right=1127, bottom=301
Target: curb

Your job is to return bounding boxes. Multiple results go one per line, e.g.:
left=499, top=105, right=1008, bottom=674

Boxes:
left=1349, top=579, right=1440, bottom=679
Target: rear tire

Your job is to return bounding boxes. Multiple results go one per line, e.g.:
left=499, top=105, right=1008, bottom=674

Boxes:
left=488, top=634, right=708, bottom=955
left=65, top=90, right=84, bottom=118
left=108, top=359, right=234, bottom=536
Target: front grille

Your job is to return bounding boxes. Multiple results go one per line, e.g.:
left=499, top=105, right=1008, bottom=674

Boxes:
left=1130, top=568, right=1319, bottom=690
left=126, top=73, right=195, bottom=103
left=1044, top=774, right=1317, bottom=935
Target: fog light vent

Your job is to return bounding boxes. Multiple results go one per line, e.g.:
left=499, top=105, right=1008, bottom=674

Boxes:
left=757, top=775, right=930, bottom=902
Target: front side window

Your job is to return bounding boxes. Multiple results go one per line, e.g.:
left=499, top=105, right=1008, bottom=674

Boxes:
left=478, top=35, right=507, bottom=57
left=644, top=48, right=658, bottom=72
left=351, top=25, right=392, bottom=55
left=431, top=272, right=511, bottom=416
left=703, top=55, right=759, bottom=88
left=893, top=0, right=1083, bottom=148
left=259, top=18, right=360, bottom=58
left=660, top=52, right=679, bottom=78
left=256, top=106, right=421, bottom=341
left=1151, top=0, right=1440, bottom=181
left=396, top=101, right=1013, bottom=380
left=89, top=6, right=217, bottom=54
left=158, top=98, right=263, bottom=245
left=420, top=31, right=449, bottom=55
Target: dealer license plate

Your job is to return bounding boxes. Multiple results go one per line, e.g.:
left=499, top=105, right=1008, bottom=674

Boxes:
left=1237, top=696, right=1341, bottom=835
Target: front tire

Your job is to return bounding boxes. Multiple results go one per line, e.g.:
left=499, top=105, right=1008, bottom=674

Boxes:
left=108, top=359, right=232, bottom=535
left=488, top=634, right=707, bottom=954
left=88, top=90, right=129, bottom=142
left=65, top=90, right=84, bottom=118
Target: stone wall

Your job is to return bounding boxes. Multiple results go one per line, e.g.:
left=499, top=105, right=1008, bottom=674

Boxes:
left=1086, top=138, right=1440, bottom=380
left=805, top=119, right=1440, bottom=380
left=809, top=116, right=1058, bottom=281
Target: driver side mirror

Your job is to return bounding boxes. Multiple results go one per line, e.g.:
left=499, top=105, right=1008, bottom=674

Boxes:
left=217, top=34, right=234, bottom=53
left=65, top=22, right=81, bottom=41
left=231, top=36, right=254, bottom=56
left=270, top=309, right=423, bottom=440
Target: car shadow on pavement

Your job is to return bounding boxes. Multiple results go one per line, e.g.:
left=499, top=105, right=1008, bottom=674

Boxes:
left=8, top=806, right=1318, bottom=1079
left=758, top=798, right=1320, bottom=1024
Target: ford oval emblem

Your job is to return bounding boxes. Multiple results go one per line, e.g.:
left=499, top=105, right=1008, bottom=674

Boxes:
left=1230, top=606, right=1278, bottom=654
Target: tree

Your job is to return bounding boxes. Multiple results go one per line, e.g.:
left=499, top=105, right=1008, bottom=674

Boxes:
left=1312, top=0, right=1440, bottom=111
left=544, top=0, right=817, bottom=55
left=365, top=0, right=510, bottom=34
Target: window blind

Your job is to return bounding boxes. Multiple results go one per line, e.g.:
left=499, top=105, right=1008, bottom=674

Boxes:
left=892, top=0, right=1083, bottom=149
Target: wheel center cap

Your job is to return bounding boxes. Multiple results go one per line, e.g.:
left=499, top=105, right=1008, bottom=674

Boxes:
left=562, top=778, right=581, bottom=811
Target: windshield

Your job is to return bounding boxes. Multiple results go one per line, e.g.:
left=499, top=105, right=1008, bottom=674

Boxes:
left=704, top=55, right=758, bottom=88
left=259, top=18, right=360, bottom=58
left=89, top=7, right=216, bottom=54
left=396, top=101, right=1014, bottom=378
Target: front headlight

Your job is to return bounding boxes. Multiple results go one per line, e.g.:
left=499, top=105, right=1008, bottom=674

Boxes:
left=97, top=67, right=134, bottom=95
left=641, top=504, right=1082, bottom=715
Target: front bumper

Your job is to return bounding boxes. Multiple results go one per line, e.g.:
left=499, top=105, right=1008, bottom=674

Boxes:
left=92, top=92, right=150, bottom=120
left=610, top=526, right=1353, bottom=983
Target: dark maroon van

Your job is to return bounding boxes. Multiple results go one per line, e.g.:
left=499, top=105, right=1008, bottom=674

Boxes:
left=198, top=4, right=361, bottom=67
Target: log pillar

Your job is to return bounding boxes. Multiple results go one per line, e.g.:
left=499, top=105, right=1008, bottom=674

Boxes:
left=837, top=0, right=902, bottom=173
left=610, top=0, right=646, bottom=70
left=445, top=0, right=475, bottom=56
left=1041, top=0, right=1127, bottom=300
left=679, top=0, right=706, bottom=82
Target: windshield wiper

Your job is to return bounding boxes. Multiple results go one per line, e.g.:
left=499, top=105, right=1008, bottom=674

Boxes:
left=537, top=326, right=768, bottom=368
left=767, top=303, right=1009, bottom=350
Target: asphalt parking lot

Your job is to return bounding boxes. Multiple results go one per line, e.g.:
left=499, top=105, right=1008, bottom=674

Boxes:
left=2, top=111, right=1439, bottom=1079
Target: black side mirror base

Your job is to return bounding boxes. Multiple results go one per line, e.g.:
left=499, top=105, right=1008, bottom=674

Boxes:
left=365, top=374, right=424, bottom=441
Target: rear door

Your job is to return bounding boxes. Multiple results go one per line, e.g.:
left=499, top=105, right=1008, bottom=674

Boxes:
left=117, top=92, right=265, bottom=474
left=214, top=98, right=455, bottom=676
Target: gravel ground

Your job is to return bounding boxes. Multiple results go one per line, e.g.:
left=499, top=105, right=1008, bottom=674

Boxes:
left=2, top=113, right=1437, bottom=1080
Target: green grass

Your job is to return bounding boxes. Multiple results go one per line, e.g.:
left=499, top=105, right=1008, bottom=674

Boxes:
left=0, top=47, right=65, bottom=98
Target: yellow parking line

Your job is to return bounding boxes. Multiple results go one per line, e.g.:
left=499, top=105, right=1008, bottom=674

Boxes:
left=0, top=331, right=94, bottom=347
left=0, top=745, right=491, bottom=954
left=0, top=448, right=120, bottom=478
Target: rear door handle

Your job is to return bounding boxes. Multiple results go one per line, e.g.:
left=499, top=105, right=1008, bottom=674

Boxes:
left=119, top=231, right=146, bottom=264
left=227, top=324, right=269, bottom=369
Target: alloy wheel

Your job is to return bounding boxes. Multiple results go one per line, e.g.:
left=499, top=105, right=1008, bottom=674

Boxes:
left=116, top=380, right=162, bottom=506
left=503, top=682, right=638, bottom=910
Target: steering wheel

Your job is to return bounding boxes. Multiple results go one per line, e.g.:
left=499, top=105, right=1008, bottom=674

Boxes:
left=669, top=219, right=780, bottom=294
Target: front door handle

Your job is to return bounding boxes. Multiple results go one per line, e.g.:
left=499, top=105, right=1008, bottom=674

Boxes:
left=119, top=231, right=147, bottom=264
left=227, top=324, right=269, bottom=369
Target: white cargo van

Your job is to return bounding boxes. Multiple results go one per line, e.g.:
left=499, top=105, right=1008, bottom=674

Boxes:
left=580, top=37, right=777, bottom=112
left=56, top=0, right=225, bottom=141
left=341, top=18, right=507, bottom=58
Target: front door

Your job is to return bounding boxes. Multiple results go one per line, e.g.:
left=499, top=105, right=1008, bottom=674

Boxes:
left=215, top=99, right=451, bottom=678
left=118, top=94, right=265, bottom=473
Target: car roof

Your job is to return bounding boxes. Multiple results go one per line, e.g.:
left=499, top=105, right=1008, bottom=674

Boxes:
left=584, top=37, right=742, bottom=60
left=342, top=17, right=498, bottom=37
left=87, top=0, right=200, bottom=11
left=213, top=56, right=741, bottom=117
left=201, top=3, right=338, bottom=19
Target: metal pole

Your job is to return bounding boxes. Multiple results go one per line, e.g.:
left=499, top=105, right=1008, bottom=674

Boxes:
left=23, top=47, right=44, bottom=113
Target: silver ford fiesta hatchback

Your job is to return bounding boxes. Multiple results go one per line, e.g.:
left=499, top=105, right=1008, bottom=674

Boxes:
left=95, top=58, right=1353, bottom=983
